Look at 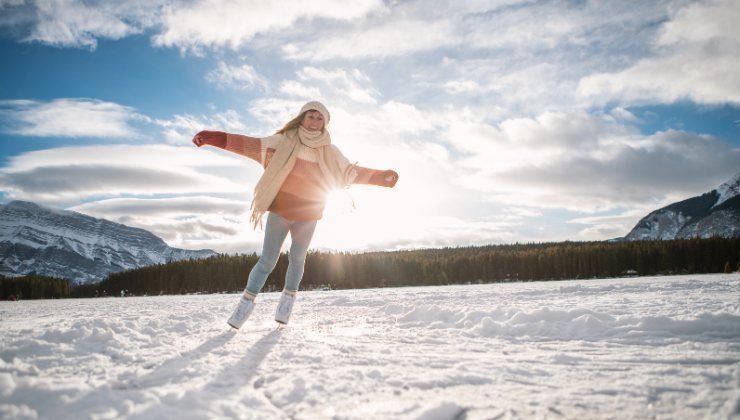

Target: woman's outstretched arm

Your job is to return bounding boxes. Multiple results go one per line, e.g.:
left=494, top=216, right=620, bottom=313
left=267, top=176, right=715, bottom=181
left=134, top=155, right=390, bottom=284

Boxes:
left=192, top=130, right=262, bottom=163
left=354, top=166, right=399, bottom=188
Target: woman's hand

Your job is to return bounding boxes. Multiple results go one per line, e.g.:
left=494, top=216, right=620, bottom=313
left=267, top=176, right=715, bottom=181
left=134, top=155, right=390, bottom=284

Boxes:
left=373, top=169, right=399, bottom=188
left=192, top=130, right=227, bottom=148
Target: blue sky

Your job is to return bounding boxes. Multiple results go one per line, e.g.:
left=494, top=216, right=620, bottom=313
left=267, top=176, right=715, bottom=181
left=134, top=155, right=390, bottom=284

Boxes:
left=0, top=0, right=738, bottom=254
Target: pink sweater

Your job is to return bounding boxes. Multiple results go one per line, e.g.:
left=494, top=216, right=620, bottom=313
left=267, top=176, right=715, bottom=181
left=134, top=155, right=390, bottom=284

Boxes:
left=223, top=133, right=385, bottom=221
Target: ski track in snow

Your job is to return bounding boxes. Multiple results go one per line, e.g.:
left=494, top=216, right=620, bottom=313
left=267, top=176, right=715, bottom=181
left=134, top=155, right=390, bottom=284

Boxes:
left=1, top=274, right=739, bottom=419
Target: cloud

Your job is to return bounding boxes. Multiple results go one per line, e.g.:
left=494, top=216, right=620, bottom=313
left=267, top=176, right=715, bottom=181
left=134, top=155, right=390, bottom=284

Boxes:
left=270, top=69, right=375, bottom=108
left=1, top=0, right=163, bottom=49
left=657, top=0, right=738, bottom=46
left=153, top=110, right=249, bottom=145
left=69, top=196, right=260, bottom=251
left=450, top=110, right=740, bottom=211
left=205, top=61, right=269, bottom=90
left=283, top=19, right=459, bottom=61
left=280, top=0, right=653, bottom=61
left=0, top=145, right=252, bottom=203
left=0, top=98, right=142, bottom=138
left=577, top=0, right=740, bottom=106
left=153, top=0, right=384, bottom=53
left=297, top=67, right=379, bottom=104
left=279, top=81, right=321, bottom=100
left=253, top=68, right=423, bottom=135
left=1, top=165, right=203, bottom=200
left=1, top=0, right=383, bottom=52
left=0, top=98, right=253, bottom=145
left=4, top=0, right=718, bottom=119
left=71, top=196, right=246, bottom=219
left=568, top=208, right=657, bottom=240
left=245, top=67, right=382, bottom=127
left=444, top=80, right=481, bottom=94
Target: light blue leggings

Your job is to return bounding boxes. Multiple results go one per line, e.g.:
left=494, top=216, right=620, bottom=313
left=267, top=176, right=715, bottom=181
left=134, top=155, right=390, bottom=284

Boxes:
left=245, top=212, right=318, bottom=295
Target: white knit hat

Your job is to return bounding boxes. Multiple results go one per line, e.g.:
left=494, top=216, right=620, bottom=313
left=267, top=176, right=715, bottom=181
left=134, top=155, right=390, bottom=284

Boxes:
left=299, top=101, right=330, bottom=125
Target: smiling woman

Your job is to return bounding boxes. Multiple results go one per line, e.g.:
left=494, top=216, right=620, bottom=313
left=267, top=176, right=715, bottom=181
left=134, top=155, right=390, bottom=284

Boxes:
left=192, top=101, right=398, bottom=329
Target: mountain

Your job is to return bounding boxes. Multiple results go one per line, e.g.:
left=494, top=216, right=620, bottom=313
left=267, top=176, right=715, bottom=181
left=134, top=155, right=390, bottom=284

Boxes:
left=624, top=172, right=740, bottom=241
left=0, top=201, right=216, bottom=284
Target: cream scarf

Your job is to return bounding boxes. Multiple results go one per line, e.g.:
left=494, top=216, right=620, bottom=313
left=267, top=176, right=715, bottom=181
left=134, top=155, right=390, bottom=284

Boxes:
left=250, top=126, right=354, bottom=228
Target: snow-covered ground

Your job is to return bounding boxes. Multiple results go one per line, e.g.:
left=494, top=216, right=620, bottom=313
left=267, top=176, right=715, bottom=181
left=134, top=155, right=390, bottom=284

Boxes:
left=1, top=274, right=739, bottom=419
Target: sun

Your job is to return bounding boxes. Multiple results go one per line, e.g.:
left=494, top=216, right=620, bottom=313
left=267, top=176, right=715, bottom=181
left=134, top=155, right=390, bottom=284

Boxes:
left=312, top=187, right=403, bottom=251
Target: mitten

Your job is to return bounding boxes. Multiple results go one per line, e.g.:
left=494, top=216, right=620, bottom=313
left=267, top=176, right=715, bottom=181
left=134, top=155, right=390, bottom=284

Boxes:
left=192, top=130, right=227, bottom=148
left=371, top=170, right=399, bottom=188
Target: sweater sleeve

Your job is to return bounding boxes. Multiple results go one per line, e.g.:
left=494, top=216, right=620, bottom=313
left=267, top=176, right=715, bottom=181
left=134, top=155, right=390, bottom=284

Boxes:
left=353, top=166, right=383, bottom=185
left=329, top=145, right=359, bottom=187
left=225, top=133, right=262, bottom=164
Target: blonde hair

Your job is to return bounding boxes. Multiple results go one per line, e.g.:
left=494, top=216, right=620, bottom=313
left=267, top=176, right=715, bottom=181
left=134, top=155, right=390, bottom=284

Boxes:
left=275, top=113, right=305, bottom=135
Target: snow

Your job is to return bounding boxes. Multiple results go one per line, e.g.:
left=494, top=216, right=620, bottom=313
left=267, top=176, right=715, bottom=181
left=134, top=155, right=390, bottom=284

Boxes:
left=715, top=172, right=740, bottom=208
left=1, top=274, right=739, bottom=419
left=1, top=201, right=216, bottom=282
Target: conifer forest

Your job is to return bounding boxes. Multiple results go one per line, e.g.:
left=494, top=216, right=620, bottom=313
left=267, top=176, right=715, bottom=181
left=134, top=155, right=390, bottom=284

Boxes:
left=2, top=238, right=739, bottom=299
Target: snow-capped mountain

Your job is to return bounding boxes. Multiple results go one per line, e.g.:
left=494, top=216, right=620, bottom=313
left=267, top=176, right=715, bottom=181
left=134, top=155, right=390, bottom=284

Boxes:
left=0, top=200, right=216, bottom=284
left=624, top=172, right=740, bottom=241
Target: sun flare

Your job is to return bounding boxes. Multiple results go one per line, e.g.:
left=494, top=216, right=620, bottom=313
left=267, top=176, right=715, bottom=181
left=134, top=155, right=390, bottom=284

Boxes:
left=312, top=187, right=410, bottom=251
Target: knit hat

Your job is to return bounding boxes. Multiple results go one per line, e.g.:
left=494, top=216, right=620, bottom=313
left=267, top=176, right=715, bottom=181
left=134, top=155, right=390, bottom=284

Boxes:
left=299, top=101, right=330, bottom=125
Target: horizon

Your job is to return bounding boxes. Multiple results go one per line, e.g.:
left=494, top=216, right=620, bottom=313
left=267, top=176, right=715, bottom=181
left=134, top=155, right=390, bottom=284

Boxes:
left=1, top=0, right=738, bottom=254
left=4, top=194, right=738, bottom=258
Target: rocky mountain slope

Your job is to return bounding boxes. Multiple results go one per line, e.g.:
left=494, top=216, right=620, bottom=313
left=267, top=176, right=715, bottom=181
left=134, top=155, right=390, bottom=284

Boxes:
left=624, top=172, right=740, bottom=240
left=0, top=200, right=216, bottom=284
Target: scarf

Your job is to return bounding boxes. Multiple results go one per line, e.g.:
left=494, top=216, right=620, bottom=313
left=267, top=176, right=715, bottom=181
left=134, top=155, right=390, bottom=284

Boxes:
left=250, top=125, right=355, bottom=228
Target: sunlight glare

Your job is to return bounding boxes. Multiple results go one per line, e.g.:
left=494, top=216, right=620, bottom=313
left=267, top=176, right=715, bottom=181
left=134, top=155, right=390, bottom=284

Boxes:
left=313, top=186, right=412, bottom=251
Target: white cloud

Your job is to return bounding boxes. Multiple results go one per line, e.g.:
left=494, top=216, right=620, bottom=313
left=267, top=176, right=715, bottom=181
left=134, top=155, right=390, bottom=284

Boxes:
left=247, top=67, right=381, bottom=127
left=2, top=0, right=383, bottom=51
left=0, top=98, right=253, bottom=145
left=297, top=67, right=379, bottom=104
left=439, top=109, right=739, bottom=212
left=283, top=19, right=459, bottom=61
left=658, top=0, right=738, bottom=45
left=462, top=2, right=578, bottom=50
left=577, top=47, right=740, bottom=106
left=0, top=98, right=141, bottom=138
left=7, top=0, right=163, bottom=49
left=153, top=0, right=384, bottom=53
left=153, top=110, right=249, bottom=145
left=205, top=61, right=268, bottom=90
left=342, top=1, right=693, bottom=119
left=70, top=196, right=260, bottom=252
left=568, top=207, right=658, bottom=240
left=71, top=196, right=246, bottom=219
left=0, top=145, right=252, bottom=203
left=247, top=98, right=310, bottom=130
left=279, top=81, right=322, bottom=99
left=577, top=0, right=740, bottom=106
left=444, top=80, right=481, bottom=94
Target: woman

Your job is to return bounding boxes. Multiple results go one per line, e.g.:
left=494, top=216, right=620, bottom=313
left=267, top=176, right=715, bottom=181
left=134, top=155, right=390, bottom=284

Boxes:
left=193, top=101, right=398, bottom=329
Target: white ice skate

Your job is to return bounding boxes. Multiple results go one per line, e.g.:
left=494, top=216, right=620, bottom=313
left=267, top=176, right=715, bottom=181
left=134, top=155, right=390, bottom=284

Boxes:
left=227, top=291, right=256, bottom=329
left=275, top=290, right=297, bottom=325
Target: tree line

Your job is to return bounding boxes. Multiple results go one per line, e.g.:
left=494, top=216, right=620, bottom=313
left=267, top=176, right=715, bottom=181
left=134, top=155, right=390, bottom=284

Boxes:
left=78, top=237, right=740, bottom=297
left=2, top=237, right=739, bottom=300
left=0, top=274, right=71, bottom=300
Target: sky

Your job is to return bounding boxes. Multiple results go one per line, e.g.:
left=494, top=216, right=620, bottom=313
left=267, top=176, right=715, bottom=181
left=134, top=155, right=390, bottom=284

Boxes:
left=0, top=0, right=738, bottom=254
